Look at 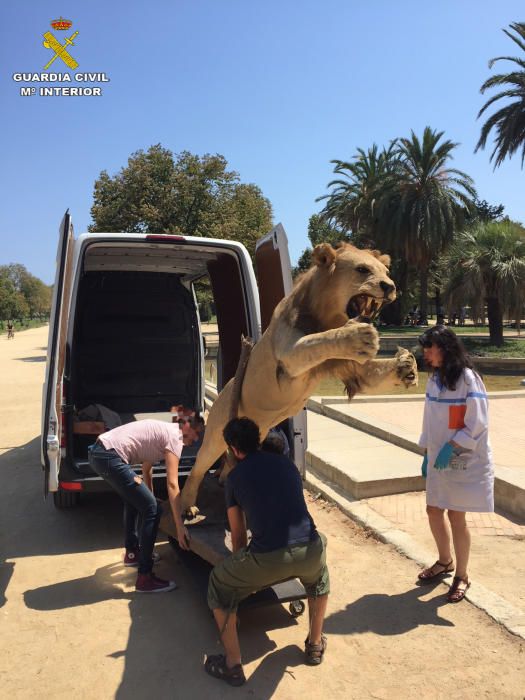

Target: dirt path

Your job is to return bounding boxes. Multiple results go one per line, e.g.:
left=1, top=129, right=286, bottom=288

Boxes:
left=0, top=326, right=524, bottom=699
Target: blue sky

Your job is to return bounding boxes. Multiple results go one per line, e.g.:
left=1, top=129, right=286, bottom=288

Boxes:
left=1, top=1, right=523, bottom=284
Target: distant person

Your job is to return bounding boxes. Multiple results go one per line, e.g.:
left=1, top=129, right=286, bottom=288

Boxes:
left=204, top=417, right=329, bottom=686
left=89, top=417, right=204, bottom=593
left=6, top=320, right=14, bottom=339
left=459, top=306, right=467, bottom=326
left=416, top=326, right=494, bottom=603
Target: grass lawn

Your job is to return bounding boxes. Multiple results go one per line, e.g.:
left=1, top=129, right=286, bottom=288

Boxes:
left=462, top=339, right=525, bottom=358
left=206, top=360, right=523, bottom=395
left=316, top=373, right=524, bottom=396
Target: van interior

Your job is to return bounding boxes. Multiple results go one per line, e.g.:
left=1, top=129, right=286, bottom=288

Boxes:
left=66, top=239, right=252, bottom=476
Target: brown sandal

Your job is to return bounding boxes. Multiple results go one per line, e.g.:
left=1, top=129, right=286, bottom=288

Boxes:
left=418, top=559, right=454, bottom=582
left=447, top=576, right=470, bottom=603
left=305, top=634, right=327, bottom=665
left=204, top=654, right=246, bottom=686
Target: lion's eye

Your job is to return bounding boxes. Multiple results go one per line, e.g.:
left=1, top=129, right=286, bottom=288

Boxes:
left=356, top=266, right=370, bottom=274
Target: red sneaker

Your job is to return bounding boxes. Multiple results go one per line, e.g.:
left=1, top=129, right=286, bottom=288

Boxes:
left=124, top=549, right=139, bottom=567
left=124, top=549, right=161, bottom=567
left=135, top=573, right=177, bottom=593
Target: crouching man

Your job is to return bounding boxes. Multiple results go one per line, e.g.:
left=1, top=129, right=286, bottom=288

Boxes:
left=204, top=417, right=330, bottom=687
left=89, top=417, right=203, bottom=593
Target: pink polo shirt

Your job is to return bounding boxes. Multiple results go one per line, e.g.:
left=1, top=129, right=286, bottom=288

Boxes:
left=98, top=419, right=183, bottom=465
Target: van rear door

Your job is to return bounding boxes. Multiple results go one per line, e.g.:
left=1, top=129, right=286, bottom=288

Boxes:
left=41, top=211, right=74, bottom=495
left=255, top=224, right=307, bottom=475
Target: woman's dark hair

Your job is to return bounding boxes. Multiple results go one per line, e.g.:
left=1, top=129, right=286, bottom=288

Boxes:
left=223, top=417, right=261, bottom=454
left=418, top=325, right=473, bottom=390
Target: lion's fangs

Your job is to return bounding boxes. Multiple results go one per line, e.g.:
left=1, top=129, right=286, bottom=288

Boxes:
left=346, top=294, right=384, bottom=322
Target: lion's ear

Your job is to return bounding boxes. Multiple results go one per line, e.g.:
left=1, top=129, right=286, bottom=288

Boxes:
left=370, top=249, right=391, bottom=268
left=312, top=243, right=336, bottom=268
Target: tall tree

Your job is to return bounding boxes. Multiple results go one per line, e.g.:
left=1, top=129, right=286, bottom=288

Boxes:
left=476, top=22, right=525, bottom=168
left=293, top=214, right=349, bottom=276
left=89, top=145, right=273, bottom=258
left=443, top=220, right=525, bottom=345
left=466, top=198, right=505, bottom=223
left=384, top=127, right=476, bottom=324
left=317, top=143, right=399, bottom=244
left=0, top=264, right=51, bottom=319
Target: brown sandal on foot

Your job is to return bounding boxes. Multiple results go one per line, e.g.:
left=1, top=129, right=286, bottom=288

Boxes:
left=447, top=576, right=470, bottom=603
left=305, top=634, right=327, bottom=665
left=204, top=654, right=246, bottom=686
left=417, top=559, right=454, bottom=583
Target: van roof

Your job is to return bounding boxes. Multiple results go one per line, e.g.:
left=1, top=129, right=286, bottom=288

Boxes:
left=76, top=232, right=251, bottom=281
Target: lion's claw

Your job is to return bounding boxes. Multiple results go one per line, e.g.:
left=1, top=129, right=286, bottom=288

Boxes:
left=395, top=350, right=418, bottom=387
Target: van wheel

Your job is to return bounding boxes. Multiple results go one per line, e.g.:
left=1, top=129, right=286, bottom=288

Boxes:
left=53, top=490, right=80, bottom=509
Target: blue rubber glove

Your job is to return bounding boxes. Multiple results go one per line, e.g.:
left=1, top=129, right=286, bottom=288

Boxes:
left=434, top=442, right=454, bottom=470
left=421, top=454, right=428, bottom=477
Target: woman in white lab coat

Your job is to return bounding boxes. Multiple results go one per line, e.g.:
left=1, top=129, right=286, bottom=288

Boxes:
left=416, top=326, right=494, bottom=602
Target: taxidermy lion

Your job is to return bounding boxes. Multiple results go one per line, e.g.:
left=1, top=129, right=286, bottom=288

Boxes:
left=181, top=242, right=418, bottom=514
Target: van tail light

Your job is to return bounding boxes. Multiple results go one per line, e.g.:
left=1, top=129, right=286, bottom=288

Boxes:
left=145, top=234, right=185, bottom=242
left=60, top=384, right=67, bottom=448
left=59, top=481, right=83, bottom=491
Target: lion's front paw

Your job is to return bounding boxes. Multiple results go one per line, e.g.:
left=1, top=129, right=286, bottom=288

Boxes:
left=395, top=348, right=418, bottom=387
left=351, top=322, right=380, bottom=363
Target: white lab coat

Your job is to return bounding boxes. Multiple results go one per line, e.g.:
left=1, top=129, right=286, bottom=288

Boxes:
left=418, top=368, right=494, bottom=512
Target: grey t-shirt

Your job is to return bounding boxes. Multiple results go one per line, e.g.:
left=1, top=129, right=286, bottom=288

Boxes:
left=99, top=419, right=183, bottom=464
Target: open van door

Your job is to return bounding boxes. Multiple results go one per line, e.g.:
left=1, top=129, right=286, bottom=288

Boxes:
left=41, top=211, right=74, bottom=496
left=255, top=224, right=307, bottom=476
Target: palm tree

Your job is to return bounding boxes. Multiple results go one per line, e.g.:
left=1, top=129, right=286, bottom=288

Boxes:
left=443, top=221, right=525, bottom=345
left=475, top=22, right=525, bottom=168
left=317, top=143, right=399, bottom=245
left=382, top=127, right=476, bottom=324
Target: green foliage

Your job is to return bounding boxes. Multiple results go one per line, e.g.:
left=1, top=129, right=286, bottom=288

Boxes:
left=0, top=264, right=51, bottom=320
left=317, top=128, right=476, bottom=323
left=317, top=143, right=400, bottom=245
left=443, top=220, right=525, bottom=345
left=466, top=199, right=506, bottom=223
left=476, top=22, right=525, bottom=168
left=462, top=338, right=525, bottom=358
left=292, top=214, right=349, bottom=276
left=89, top=145, right=273, bottom=258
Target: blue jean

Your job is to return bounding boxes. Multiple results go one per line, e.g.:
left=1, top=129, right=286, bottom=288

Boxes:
left=89, top=443, right=161, bottom=574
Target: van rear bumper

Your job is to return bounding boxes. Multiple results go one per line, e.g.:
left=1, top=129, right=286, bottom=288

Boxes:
left=56, top=460, right=195, bottom=493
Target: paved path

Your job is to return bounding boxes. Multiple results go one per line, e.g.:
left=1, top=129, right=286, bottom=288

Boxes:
left=306, top=394, right=525, bottom=639
left=3, top=326, right=525, bottom=698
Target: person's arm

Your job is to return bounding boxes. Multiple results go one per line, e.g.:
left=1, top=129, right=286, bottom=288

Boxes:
left=141, top=461, right=153, bottom=492
left=227, top=505, right=247, bottom=552
left=165, top=450, right=190, bottom=550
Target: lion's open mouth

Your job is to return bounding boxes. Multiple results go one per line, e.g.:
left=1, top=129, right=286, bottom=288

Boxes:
left=346, top=294, right=387, bottom=322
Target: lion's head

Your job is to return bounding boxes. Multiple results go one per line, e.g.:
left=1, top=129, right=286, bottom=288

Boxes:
left=307, top=242, right=396, bottom=329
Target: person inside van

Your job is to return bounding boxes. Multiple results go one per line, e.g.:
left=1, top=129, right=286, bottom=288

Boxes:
left=89, top=416, right=204, bottom=593
left=204, top=417, right=329, bottom=686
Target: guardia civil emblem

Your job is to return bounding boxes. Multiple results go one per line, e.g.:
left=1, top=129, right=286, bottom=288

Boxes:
left=43, top=18, right=79, bottom=70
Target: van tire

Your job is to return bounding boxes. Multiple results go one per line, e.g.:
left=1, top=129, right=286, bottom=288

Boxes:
left=53, top=490, right=80, bottom=509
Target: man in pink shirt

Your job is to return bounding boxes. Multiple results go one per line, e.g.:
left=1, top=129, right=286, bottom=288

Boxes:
left=89, top=417, right=203, bottom=593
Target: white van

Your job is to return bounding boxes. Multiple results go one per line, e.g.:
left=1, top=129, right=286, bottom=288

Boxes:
left=42, top=212, right=307, bottom=507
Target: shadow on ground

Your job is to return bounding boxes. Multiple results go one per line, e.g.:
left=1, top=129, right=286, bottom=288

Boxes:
left=3, top=437, right=310, bottom=697
left=0, top=436, right=122, bottom=609
left=324, top=585, right=453, bottom=636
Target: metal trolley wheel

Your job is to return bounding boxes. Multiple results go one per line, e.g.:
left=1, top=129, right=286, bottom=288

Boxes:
left=288, top=600, right=305, bottom=617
